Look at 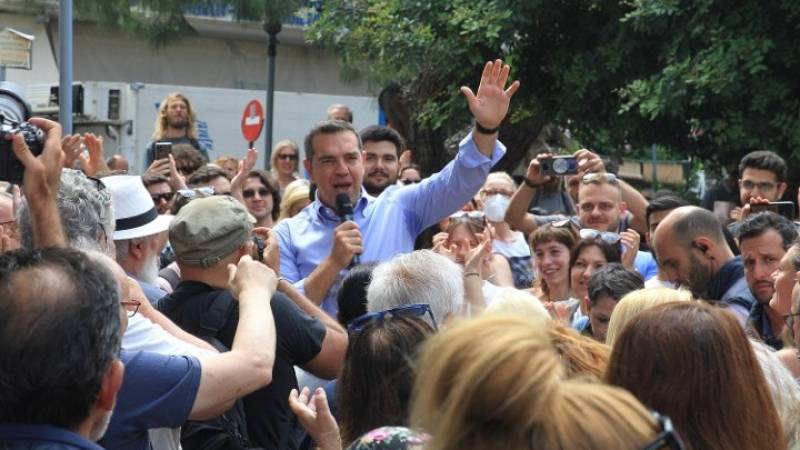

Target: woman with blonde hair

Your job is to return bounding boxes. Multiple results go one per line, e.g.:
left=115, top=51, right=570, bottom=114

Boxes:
left=604, top=288, right=691, bottom=347
left=270, top=139, right=300, bottom=194
left=409, top=314, right=682, bottom=450
left=278, top=179, right=311, bottom=221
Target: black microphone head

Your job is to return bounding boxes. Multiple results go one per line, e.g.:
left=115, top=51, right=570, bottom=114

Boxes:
left=335, top=193, right=353, bottom=214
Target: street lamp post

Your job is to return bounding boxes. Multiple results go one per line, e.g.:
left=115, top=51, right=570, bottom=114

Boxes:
left=264, top=20, right=281, bottom=170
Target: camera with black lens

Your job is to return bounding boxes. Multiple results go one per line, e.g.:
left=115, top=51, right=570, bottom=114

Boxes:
left=0, top=82, right=45, bottom=184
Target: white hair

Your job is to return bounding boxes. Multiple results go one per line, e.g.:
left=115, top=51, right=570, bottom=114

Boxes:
left=367, top=250, right=464, bottom=324
left=751, top=339, right=800, bottom=448
left=485, top=288, right=550, bottom=323
left=18, top=169, right=115, bottom=256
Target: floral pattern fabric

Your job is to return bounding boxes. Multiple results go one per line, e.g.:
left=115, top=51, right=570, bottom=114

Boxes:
left=346, top=426, right=428, bottom=450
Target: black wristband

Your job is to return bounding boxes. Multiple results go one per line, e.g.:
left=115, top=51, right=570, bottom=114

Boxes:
left=523, top=178, right=541, bottom=188
left=474, top=121, right=500, bottom=135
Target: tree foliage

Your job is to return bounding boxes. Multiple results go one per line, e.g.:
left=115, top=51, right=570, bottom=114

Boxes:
left=309, top=0, right=800, bottom=173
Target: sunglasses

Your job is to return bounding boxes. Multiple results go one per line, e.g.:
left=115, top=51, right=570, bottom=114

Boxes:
left=579, top=228, right=621, bottom=244
left=641, top=412, right=685, bottom=450
left=400, top=179, right=420, bottom=185
left=450, top=211, right=485, bottom=220
left=582, top=172, right=619, bottom=185
left=243, top=187, right=270, bottom=199
left=150, top=193, right=173, bottom=204
left=121, top=299, right=141, bottom=318
left=177, top=186, right=215, bottom=199
left=278, top=154, right=298, bottom=161
left=347, top=303, right=438, bottom=332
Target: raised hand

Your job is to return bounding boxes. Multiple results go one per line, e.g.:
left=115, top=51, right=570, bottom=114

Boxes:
left=525, top=153, right=554, bottom=187
left=231, top=148, right=258, bottom=202
left=228, top=254, right=279, bottom=301
left=574, top=149, right=605, bottom=177
left=79, top=132, right=110, bottom=176
left=60, top=134, right=82, bottom=169
left=289, top=387, right=341, bottom=450
left=619, top=228, right=641, bottom=270
left=460, top=59, right=520, bottom=130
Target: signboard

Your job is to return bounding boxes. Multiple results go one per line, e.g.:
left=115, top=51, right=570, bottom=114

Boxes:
left=241, top=99, right=265, bottom=145
left=0, top=28, right=34, bottom=70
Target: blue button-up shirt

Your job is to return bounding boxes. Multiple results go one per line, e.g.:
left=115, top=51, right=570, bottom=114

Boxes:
left=274, top=133, right=505, bottom=314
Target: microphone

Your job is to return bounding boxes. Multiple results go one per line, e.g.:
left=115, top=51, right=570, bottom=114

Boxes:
left=335, top=193, right=360, bottom=267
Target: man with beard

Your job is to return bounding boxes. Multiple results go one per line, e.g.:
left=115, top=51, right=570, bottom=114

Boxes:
left=145, top=93, right=208, bottom=168
left=737, top=212, right=797, bottom=349
left=653, top=206, right=755, bottom=325
left=360, top=125, right=403, bottom=196
left=104, top=175, right=173, bottom=303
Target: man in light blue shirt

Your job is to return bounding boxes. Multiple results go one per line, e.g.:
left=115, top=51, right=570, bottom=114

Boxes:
left=274, top=60, right=520, bottom=314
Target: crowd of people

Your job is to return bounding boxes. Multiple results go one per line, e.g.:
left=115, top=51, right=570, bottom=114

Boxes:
left=1, top=59, right=799, bottom=450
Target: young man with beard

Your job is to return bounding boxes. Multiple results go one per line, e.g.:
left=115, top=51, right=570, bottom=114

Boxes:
left=103, top=175, right=173, bottom=303
left=737, top=212, right=797, bottom=349
left=653, top=206, right=755, bottom=326
left=360, top=125, right=403, bottom=196
left=145, top=93, right=208, bottom=168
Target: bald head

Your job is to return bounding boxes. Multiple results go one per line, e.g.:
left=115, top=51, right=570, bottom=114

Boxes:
left=654, top=206, right=726, bottom=249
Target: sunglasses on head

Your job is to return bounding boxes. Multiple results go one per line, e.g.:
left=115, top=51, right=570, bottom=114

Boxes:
left=347, top=303, right=438, bottom=332
left=243, top=187, right=270, bottom=199
left=579, top=228, right=621, bottom=244
left=450, top=211, right=485, bottom=220
left=582, top=172, right=619, bottom=185
left=551, top=217, right=581, bottom=229
left=641, top=412, right=685, bottom=450
left=177, top=186, right=215, bottom=199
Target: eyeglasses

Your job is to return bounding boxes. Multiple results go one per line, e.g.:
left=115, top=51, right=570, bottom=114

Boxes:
left=278, top=153, right=298, bottom=161
left=400, top=179, right=420, bottom=185
left=150, top=193, right=173, bottom=204
left=740, top=179, right=778, bottom=192
left=177, top=186, right=215, bottom=199
left=582, top=172, right=619, bottom=185
left=121, top=299, right=141, bottom=318
left=243, top=187, right=270, bottom=199
left=347, top=303, right=438, bottom=332
left=641, top=412, right=685, bottom=450
left=579, top=228, right=621, bottom=244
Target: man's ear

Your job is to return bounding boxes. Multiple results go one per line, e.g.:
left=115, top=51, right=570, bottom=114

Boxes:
left=693, top=236, right=715, bottom=255
left=96, top=359, right=124, bottom=412
left=777, top=182, right=788, bottom=199
left=303, top=159, right=313, bottom=180
left=129, top=240, right=144, bottom=260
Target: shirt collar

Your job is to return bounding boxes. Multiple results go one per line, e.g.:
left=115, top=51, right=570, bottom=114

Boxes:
left=313, top=189, right=371, bottom=222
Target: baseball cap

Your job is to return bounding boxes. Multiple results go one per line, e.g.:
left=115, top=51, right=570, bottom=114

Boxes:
left=169, top=196, right=255, bottom=268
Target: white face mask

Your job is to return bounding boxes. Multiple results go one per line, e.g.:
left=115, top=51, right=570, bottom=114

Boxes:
left=484, top=194, right=510, bottom=222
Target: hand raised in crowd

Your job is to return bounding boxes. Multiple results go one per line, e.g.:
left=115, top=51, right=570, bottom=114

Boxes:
left=432, top=235, right=458, bottom=262
left=231, top=148, right=258, bottom=203
left=460, top=59, right=520, bottom=131
left=619, top=228, right=641, bottom=270
left=330, top=221, right=363, bottom=269
left=544, top=301, right=573, bottom=325
left=251, top=227, right=280, bottom=275
left=524, top=153, right=554, bottom=187
left=79, top=132, right=110, bottom=177
left=60, top=134, right=82, bottom=169
left=399, top=149, right=413, bottom=168
left=574, top=148, right=605, bottom=177
left=228, top=254, right=279, bottom=301
left=739, top=196, right=770, bottom=221
left=9, top=117, right=64, bottom=198
left=144, top=157, right=171, bottom=177
left=167, top=154, right=188, bottom=190
left=464, top=231, right=493, bottom=276
left=288, top=387, right=341, bottom=450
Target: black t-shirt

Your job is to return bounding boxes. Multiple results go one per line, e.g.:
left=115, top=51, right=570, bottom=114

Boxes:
left=158, top=281, right=326, bottom=449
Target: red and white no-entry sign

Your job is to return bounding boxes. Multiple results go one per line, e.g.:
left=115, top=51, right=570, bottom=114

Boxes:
left=241, top=100, right=265, bottom=145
